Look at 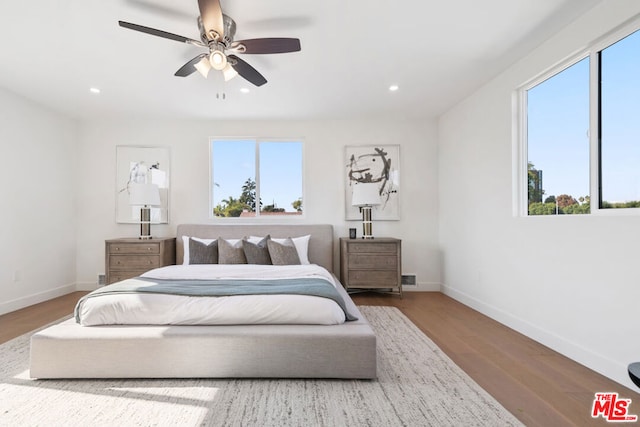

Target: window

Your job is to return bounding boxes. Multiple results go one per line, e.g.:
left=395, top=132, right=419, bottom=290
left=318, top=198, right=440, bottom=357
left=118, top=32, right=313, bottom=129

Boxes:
left=210, top=139, right=303, bottom=218
left=519, top=22, right=640, bottom=215
left=600, top=29, right=640, bottom=208
left=526, top=58, right=590, bottom=215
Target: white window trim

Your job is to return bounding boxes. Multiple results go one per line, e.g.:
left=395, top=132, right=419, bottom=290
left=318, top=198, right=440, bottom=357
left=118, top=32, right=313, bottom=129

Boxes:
left=208, top=137, right=306, bottom=220
left=514, top=14, right=640, bottom=217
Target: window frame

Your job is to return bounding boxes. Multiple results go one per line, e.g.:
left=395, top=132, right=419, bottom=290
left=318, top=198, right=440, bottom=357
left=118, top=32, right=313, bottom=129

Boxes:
left=208, top=137, right=305, bottom=220
left=515, top=16, right=640, bottom=217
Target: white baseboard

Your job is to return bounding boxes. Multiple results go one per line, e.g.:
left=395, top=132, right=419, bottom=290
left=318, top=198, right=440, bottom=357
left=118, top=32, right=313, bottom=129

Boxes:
left=75, top=282, right=99, bottom=291
left=441, top=284, right=637, bottom=391
left=404, top=282, right=441, bottom=292
left=0, top=284, right=77, bottom=316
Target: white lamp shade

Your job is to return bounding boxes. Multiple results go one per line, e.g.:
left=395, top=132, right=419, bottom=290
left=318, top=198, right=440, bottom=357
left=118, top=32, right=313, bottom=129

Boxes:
left=223, top=63, right=238, bottom=81
left=129, top=183, right=161, bottom=206
left=209, top=50, right=227, bottom=70
left=352, top=183, right=381, bottom=207
left=194, top=57, right=212, bottom=78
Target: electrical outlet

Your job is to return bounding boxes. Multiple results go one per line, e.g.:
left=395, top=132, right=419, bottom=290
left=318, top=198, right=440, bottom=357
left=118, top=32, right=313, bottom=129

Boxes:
left=12, top=270, right=20, bottom=282
left=401, top=274, right=416, bottom=286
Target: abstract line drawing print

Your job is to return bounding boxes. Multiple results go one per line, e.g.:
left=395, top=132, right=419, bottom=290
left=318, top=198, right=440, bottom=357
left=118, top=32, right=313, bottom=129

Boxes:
left=345, top=145, right=400, bottom=220
left=116, top=146, right=170, bottom=224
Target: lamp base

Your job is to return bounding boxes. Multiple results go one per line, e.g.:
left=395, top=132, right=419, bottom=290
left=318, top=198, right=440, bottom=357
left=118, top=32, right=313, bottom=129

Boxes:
left=139, top=206, right=152, bottom=240
left=361, top=206, right=374, bottom=239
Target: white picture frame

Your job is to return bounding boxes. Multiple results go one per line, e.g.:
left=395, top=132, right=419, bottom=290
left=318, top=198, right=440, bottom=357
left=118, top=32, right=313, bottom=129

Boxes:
left=345, top=145, right=400, bottom=220
left=116, top=146, right=170, bottom=224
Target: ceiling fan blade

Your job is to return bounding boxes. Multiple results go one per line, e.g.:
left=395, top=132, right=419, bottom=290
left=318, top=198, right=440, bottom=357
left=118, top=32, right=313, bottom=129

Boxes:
left=175, top=54, right=208, bottom=77
left=198, top=0, right=224, bottom=40
left=228, top=55, right=267, bottom=87
left=119, top=21, right=205, bottom=46
left=233, top=38, right=301, bottom=54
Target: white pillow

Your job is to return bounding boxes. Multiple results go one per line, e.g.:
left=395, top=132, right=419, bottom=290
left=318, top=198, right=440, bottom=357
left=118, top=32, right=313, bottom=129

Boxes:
left=249, top=235, right=311, bottom=264
left=181, top=236, right=217, bottom=265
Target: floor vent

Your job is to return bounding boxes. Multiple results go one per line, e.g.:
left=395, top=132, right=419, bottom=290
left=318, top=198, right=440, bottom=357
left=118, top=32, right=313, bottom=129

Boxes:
left=401, top=275, right=416, bottom=286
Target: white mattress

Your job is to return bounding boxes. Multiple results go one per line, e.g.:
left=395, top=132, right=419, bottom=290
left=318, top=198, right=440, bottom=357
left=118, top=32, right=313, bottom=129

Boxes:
left=76, top=264, right=347, bottom=326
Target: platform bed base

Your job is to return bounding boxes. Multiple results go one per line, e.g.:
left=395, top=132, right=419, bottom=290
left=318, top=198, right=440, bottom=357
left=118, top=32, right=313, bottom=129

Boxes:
left=30, top=289, right=376, bottom=379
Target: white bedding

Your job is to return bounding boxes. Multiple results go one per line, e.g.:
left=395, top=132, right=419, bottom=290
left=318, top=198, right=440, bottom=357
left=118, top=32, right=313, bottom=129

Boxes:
left=77, top=264, right=347, bottom=326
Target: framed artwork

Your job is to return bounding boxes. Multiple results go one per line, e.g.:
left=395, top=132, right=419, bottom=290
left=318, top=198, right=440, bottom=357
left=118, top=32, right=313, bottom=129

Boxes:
left=345, top=145, right=400, bottom=220
left=116, top=146, right=170, bottom=224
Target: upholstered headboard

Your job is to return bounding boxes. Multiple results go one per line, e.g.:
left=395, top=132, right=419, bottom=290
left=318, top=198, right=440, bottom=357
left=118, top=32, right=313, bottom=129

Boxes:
left=176, top=224, right=334, bottom=271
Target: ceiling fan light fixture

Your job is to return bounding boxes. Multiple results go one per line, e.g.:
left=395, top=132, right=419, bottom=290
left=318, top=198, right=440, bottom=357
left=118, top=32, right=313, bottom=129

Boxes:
left=222, top=63, right=238, bottom=81
left=209, top=50, right=227, bottom=71
left=119, top=5, right=302, bottom=87
left=194, top=57, right=212, bottom=78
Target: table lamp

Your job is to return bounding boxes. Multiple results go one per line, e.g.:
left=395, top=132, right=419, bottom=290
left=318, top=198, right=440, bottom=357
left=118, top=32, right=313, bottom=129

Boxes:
left=129, top=183, right=161, bottom=239
left=351, top=183, right=381, bottom=239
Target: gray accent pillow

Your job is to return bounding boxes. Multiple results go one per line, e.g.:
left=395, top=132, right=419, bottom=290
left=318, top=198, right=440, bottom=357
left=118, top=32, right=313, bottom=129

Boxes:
left=243, top=235, right=272, bottom=265
left=188, top=238, right=218, bottom=264
left=267, top=238, right=301, bottom=265
left=218, top=238, right=247, bottom=264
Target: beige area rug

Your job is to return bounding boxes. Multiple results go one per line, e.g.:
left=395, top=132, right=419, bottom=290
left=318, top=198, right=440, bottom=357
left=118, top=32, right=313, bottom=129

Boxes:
left=0, top=306, right=522, bottom=427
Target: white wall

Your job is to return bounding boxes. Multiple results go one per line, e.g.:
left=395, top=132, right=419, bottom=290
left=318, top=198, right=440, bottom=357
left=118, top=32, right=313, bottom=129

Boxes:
left=0, top=87, right=78, bottom=315
left=75, top=118, right=440, bottom=290
left=438, top=1, right=640, bottom=389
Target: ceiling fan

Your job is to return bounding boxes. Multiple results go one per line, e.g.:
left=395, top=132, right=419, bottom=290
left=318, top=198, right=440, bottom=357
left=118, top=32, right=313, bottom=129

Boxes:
left=118, top=0, right=301, bottom=87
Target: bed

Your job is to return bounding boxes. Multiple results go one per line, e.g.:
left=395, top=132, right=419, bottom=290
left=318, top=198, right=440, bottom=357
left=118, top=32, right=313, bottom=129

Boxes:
left=30, top=224, right=377, bottom=379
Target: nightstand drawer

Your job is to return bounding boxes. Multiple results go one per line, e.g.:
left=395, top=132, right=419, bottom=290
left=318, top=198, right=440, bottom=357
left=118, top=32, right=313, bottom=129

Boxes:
left=348, top=254, right=397, bottom=270
left=348, top=242, right=398, bottom=254
left=109, top=243, right=160, bottom=254
left=109, top=255, right=160, bottom=270
left=348, top=270, right=398, bottom=286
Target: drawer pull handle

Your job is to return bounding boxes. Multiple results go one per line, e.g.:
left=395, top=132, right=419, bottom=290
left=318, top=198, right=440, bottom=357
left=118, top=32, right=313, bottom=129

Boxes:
left=147, top=247, right=152, bottom=251
left=115, top=247, right=120, bottom=251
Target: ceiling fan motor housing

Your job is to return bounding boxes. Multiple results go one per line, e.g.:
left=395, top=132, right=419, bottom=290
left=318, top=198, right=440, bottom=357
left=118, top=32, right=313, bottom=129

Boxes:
left=198, top=14, right=236, bottom=46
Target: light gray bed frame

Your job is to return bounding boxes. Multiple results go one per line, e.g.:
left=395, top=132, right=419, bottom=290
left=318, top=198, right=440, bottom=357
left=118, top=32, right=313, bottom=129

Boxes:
left=30, top=224, right=377, bottom=379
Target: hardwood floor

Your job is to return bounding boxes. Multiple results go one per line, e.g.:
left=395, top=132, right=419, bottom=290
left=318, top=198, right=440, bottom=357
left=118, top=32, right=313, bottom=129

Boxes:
left=0, top=292, right=88, bottom=343
left=351, top=292, right=640, bottom=427
left=1, top=291, right=637, bottom=426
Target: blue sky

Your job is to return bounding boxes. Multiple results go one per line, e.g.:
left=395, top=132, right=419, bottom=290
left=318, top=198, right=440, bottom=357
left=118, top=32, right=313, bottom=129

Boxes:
left=527, top=28, right=640, bottom=203
left=211, top=140, right=303, bottom=212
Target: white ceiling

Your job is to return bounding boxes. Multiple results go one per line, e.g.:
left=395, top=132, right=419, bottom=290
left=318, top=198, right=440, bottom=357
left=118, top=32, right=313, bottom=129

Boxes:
left=0, top=0, right=600, bottom=121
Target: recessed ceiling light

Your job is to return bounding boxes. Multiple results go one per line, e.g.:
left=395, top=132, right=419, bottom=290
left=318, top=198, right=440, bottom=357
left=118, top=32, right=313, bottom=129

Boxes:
left=389, top=85, right=399, bottom=92
left=89, top=87, right=101, bottom=94
left=240, top=88, right=250, bottom=94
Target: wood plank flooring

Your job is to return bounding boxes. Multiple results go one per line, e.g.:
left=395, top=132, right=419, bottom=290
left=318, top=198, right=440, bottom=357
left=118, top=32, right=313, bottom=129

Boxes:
left=351, top=292, right=640, bottom=427
left=0, top=292, right=87, bottom=344
left=1, top=291, right=637, bottom=426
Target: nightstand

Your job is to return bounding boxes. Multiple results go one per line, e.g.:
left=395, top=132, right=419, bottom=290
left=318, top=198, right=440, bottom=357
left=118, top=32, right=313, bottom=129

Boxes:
left=340, top=237, right=402, bottom=297
left=105, top=237, right=176, bottom=284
